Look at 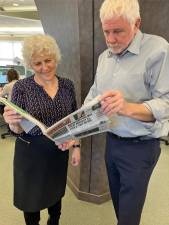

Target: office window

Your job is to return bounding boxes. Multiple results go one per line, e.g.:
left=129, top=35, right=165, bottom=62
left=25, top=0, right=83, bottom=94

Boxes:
left=0, top=41, right=22, bottom=66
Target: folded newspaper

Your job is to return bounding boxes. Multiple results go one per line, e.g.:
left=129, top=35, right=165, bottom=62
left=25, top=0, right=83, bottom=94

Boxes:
left=0, top=96, right=115, bottom=143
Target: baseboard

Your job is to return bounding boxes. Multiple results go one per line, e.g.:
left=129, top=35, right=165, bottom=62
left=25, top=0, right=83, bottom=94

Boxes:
left=67, top=176, right=111, bottom=204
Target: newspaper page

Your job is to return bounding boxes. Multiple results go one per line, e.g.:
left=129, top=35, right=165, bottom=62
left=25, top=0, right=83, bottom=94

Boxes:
left=0, top=96, right=115, bottom=143
left=45, top=95, right=115, bottom=143
left=0, top=97, right=46, bottom=132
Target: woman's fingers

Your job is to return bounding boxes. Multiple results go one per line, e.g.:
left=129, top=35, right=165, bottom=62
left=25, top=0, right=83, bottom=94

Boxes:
left=56, top=140, right=76, bottom=151
left=71, top=149, right=80, bottom=166
left=3, top=106, right=22, bottom=124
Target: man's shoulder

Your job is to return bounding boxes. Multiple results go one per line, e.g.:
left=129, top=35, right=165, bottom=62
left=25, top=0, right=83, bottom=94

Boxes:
left=99, top=48, right=109, bottom=57
left=98, top=49, right=110, bottom=62
left=143, top=33, right=169, bottom=49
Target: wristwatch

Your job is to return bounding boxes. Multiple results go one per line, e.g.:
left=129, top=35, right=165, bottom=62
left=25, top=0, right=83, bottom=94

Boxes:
left=72, top=144, right=80, bottom=148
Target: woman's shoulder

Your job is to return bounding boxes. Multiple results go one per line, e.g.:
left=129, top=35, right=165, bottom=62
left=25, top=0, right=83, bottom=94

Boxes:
left=58, top=76, right=75, bottom=90
left=12, top=76, right=34, bottom=94
left=14, top=76, right=34, bottom=87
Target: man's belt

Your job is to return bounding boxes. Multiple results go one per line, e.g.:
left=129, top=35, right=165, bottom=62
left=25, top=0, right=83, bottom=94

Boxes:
left=108, top=132, right=155, bottom=141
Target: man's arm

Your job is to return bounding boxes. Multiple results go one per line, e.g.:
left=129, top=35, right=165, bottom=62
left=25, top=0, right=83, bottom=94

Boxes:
left=101, top=44, right=169, bottom=123
left=100, top=90, right=155, bottom=122
left=84, top=81, right=98, bottom=104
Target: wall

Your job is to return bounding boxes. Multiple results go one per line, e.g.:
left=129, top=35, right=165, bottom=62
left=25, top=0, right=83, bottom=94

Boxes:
left=34, top=0, right=169, bottom=203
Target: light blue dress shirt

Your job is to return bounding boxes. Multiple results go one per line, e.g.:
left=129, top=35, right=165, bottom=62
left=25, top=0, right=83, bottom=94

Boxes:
left=85, top=30, right=169, bottom=138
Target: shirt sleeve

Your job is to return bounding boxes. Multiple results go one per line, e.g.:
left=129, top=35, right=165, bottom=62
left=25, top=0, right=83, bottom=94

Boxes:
left=143, top=45, right=169, bottom=121
left=9, top=82, right=26, bottom=136
left=84, top=82, right=98, bottom=105
left=11, top=81, right=25, bottom=109
left=84, top=55, right=102, bottom=104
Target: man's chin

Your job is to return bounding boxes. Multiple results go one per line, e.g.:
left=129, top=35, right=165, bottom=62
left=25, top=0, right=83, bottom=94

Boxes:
left=111, top=48, right=124, bottom=54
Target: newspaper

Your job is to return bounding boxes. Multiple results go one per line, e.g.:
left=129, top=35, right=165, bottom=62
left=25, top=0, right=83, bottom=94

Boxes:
left=0, top=96, right=115, bottom=143
left=45, top=95, right=115, bottom=143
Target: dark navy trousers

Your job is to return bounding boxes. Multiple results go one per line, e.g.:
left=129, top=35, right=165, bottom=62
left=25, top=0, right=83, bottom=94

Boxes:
left=105, top=132, right=161, bottom=225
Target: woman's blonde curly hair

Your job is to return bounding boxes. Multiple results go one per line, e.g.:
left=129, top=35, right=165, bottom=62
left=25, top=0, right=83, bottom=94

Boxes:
left=22, top=34, right=61, bottom=68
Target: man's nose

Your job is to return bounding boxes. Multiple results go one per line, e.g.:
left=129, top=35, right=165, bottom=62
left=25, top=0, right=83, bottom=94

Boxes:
left=107, top=33, right=116, bottom=43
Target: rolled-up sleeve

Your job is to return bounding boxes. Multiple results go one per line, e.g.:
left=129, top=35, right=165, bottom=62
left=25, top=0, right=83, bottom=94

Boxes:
left=144, top=46, right=169, bottom=121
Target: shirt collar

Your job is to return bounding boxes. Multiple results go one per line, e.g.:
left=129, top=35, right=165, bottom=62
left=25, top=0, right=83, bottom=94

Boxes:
left=127, top=30, right=143, bottom=55
left=107, top=30, right=143, bottom=58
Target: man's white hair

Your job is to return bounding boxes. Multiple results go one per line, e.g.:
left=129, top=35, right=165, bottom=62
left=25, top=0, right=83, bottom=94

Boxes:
left=100, top=0, right=140, bottom=24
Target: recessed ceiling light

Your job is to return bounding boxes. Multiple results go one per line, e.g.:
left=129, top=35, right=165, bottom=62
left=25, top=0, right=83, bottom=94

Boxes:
left=3, top=6, right=37, bottom=11
left=0, top=27, right=44, bottom=34
left=13, top=3, right=19, bottom=7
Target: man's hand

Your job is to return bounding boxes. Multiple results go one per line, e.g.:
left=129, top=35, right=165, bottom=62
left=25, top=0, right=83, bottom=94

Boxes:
left=100, top=90, right=128, bottom=116
left=100, top=90, right=154, bottom=121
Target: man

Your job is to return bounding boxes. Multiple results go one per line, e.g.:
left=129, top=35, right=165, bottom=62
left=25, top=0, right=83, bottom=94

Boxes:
left=85, top=0, right=169, bottom=224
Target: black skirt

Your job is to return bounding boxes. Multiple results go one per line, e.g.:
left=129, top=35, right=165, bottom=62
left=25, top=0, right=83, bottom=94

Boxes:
left=14, top=135, right=69, bottom=212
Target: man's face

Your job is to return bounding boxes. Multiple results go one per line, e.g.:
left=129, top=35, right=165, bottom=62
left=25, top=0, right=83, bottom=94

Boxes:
left=102, top=16, right=140, bottom=54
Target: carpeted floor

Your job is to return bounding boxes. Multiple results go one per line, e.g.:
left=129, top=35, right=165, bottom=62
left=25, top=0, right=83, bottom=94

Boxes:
left=0, top=127, right=169, bottom=225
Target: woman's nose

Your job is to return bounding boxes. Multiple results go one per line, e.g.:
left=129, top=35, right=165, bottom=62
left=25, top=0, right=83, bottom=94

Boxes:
left=41, top=62, right=48, bottom=71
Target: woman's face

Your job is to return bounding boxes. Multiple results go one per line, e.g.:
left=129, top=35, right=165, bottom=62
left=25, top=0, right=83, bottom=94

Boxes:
left=31, top=52, right=57, bottom=81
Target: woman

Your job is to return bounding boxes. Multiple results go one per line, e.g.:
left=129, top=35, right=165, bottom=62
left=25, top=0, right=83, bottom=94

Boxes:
left=0, top=68, right=19, bottom=100
left=3, top=34, right=80, bottom=225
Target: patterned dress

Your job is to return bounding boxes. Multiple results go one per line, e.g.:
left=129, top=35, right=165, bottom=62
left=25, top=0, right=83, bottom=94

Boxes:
left=11, top=75, right=77, bottom=212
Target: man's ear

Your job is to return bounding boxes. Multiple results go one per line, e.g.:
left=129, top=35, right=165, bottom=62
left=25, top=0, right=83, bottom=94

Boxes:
left=135, top=18, right=141, bottom=29
left=133, top=18, right=141, bottom=34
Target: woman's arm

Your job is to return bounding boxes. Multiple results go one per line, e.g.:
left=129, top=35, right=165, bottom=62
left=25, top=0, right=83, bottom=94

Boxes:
left=3, top=106, right=23, bottom=134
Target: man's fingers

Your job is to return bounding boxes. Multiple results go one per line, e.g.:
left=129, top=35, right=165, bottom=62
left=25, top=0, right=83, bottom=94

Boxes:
left=101, top=97, right=123, bottom=114
left=100, top=90, right=118, bottom=100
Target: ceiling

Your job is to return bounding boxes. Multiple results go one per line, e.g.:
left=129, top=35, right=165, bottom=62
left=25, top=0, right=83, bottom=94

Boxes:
left=0, top=0, right=36, bottom=11
left=0, top=0, right=43, bottom=36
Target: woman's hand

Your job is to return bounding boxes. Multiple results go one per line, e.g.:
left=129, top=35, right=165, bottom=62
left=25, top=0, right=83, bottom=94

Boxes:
left=55, top=139, right=76, bottom=151
left=3, top=106, right=22, bottom=124
left=55, top=140, right=81, bottom=166
left=3, top=106, right=23, bottom=133
left=71, top=148, right=80, bottom=166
